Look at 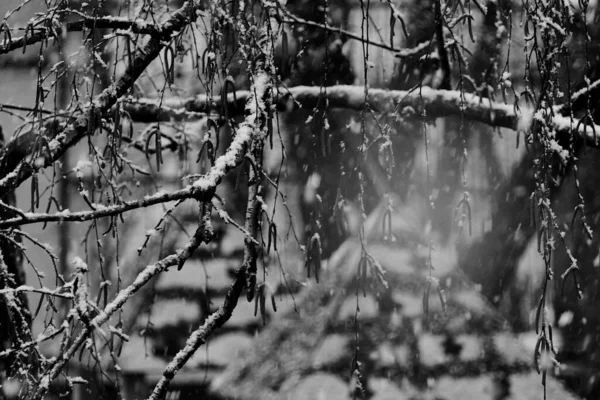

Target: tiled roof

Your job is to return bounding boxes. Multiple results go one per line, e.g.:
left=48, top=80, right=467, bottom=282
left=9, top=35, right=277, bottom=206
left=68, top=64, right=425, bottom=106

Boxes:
left=205, top=235, right=579, bottom=400
left=117, top=177, right=579, bottom=400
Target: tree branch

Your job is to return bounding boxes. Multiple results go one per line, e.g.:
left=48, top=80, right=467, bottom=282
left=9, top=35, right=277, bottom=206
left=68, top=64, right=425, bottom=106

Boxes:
left=0, top=186, right=199, bottom=229
left=147, top=18, right=274, bottom=387
left=555, top=78, right=600, bottom=115
left=0, top=285, right=74, bottom=299
left=125, top=85, right=600, bottom=147
left=120, top=99, right=208, bottom=122
left=434, top=0, right=452, bottom=90
left=148, top=123, right=265, bottom=398
left=0, top=15, right=165, bottom=56
left=0, top=71, right=272, bottom=231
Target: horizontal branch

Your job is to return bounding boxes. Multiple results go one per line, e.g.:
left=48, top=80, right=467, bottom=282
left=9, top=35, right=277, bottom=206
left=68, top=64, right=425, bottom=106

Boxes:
left=0, top=285, right=73, bottom=299
left=0, top=16, right=163, bottom=56
left=126, top=85, right=600, bottom=147
left=0, top=186, right=199, bottom=229
left=0, top=324, right=66, bottom=360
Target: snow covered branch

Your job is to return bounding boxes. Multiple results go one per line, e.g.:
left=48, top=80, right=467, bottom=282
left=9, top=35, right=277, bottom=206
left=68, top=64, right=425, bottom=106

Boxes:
left=32, top=222, right=210, bottom=399
left=120, top=99, right=208, bottom=122
left=555, top=78, right=600, bottom=115
left=125, top=85, right=600, bottom=147
left=148, top=63, right=273, bottom=400
left=148, top=130, right=266, bottom=399
left=0, top=15, right=164, bottom=56
left=190, top=73, right=271, bottom=188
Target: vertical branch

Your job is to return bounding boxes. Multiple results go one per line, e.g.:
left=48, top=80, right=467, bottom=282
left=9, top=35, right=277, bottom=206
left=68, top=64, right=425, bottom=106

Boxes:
left=147, top=266, right=247, bottom=400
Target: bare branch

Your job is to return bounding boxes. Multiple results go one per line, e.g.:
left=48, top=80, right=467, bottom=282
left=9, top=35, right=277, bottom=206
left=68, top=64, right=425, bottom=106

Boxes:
left=147, top=254, right=247, bottom=400
left=147, top=18, right=274, bottom=387
left=283, top=12, right=394, bottom=54
left=126, top=86, right=600, bottom=147
left=0, top=186, right=200, bottom=229
left=0, top=324, right=66, bottom=360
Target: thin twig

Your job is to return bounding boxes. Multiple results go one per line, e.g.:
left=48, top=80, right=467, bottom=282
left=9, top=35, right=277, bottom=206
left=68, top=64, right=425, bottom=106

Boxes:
left=434, top=0, right=452, bottom=89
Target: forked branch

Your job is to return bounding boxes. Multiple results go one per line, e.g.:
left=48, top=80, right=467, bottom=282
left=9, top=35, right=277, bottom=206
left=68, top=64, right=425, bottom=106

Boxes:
left=32, top=217, right=210, bottom=399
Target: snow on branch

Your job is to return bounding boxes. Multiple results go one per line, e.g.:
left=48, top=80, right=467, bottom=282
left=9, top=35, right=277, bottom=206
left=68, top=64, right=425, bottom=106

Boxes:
left=0, top=285, right=74, bottom=299
left=125, top=85, right=600, bottom=148
left=119, top=100, right=208, bottom=122
left=280, top=7, right=432, bottom=59
left=0, top=15, right=164, bottom=56
left=0, top=0, right=208, bottom=195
